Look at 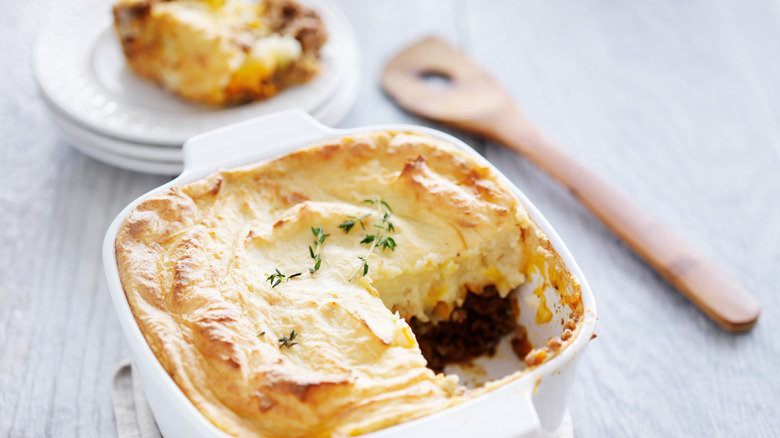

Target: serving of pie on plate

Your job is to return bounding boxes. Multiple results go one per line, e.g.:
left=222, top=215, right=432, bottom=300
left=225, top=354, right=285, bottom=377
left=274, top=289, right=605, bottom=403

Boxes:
left=112, top=0, right=327, bottom=106
left=114, top=130, right=583, bottom=437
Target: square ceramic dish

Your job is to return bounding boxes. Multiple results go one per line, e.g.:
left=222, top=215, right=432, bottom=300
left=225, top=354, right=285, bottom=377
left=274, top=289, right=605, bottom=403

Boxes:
left=103, top=110, right=597, bottom=438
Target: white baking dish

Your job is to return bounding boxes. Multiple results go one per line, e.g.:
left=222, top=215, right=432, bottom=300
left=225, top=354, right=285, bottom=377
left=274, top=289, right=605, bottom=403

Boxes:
left=103, top=110, right=597, bottom=438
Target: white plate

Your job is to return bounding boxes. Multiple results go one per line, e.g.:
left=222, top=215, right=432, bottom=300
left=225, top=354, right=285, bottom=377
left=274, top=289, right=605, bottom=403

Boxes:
left=45, top=68, right=359, bottom=176
left=59, top=134, right=183, bottom=175
left=50, top=108, right=184, bottom=175
left=46, top=100, right=183, bottom=162
left=34, top=0, right=359, bottom=146
left=44, top=61, right=360, bottom=175
left=45, top=67, right=359, bottom=176
left=42, top=52, right=359, bottom=162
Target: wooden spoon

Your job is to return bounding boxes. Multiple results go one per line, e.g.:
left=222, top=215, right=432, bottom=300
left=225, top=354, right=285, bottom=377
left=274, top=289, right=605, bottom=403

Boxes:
left=382, top=37, right=760, bottom=332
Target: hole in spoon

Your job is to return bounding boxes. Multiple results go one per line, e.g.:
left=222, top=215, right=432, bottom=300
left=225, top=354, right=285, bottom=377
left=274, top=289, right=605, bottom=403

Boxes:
left=418, top=71, right=453, bottom=90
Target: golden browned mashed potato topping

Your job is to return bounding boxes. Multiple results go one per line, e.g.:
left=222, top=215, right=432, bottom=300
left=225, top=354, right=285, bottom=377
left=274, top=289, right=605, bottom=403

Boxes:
left=112, top=0, right=327, bottom=106
left=115, top=131, right=582, bottom=437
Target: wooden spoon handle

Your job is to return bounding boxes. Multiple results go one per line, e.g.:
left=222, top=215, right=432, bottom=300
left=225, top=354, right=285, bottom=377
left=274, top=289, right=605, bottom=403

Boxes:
left=488, top=107, right=760, bottom=332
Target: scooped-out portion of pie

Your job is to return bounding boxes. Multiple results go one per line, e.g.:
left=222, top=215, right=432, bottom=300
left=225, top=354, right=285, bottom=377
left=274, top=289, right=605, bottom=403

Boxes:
left=114, top=131, right=584, bottom=437
left=112, top=0, right=327, bottom=106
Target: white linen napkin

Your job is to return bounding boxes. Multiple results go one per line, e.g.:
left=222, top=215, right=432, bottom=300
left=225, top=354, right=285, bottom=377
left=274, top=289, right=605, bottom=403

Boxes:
left=111, top=359, right=162, bottom=438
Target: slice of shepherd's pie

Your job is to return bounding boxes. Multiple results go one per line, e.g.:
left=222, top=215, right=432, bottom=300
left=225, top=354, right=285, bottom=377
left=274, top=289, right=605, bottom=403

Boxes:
left=112, top=0, right=327, bottom=106
left=114, top=131, right=583, bottom=437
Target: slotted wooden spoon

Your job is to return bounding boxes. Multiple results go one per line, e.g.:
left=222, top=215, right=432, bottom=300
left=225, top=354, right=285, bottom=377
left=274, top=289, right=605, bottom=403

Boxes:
left=382, top=37, right=760, bottom=332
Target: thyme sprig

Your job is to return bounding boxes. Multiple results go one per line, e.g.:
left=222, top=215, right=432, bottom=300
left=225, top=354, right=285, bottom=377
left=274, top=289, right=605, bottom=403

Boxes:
left=266, top=269, right=301, bottom=288
left=338, top=213, right=370, bottom=234
left=349, top=197, right=397, bottom=280
left=309, top=225, right=329, bottom=275
left=365, top=197, right=394, bottom=213
left=278, top=330, right=298, bottom=348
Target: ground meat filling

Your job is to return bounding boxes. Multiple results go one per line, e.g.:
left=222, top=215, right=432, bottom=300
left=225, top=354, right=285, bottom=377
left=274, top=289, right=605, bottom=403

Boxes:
left=266, top=0, right=327, bottom=54
left=409, top=287, right=518, bottom=373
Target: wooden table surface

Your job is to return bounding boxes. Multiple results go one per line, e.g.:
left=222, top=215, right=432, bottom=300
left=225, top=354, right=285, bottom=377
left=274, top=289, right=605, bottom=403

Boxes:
left=2, top=0, right=779, bottom=436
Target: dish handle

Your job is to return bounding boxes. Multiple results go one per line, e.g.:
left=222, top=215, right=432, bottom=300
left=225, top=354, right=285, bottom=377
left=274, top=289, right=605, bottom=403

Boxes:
left=366, top=378, right=542, bottom=438
left=181, top=109, right=336, bottom=175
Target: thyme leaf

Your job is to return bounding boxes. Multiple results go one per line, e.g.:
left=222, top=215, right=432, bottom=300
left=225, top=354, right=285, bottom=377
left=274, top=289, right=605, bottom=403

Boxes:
left=338, top=213, right=370, bottom=234
left=380, top=200, right=393, bottom=213
left=378, top=236, right=396, bottom=251
left=278, top=330, right=298, bottom=348
left=266, top=269, right=301, bottom=288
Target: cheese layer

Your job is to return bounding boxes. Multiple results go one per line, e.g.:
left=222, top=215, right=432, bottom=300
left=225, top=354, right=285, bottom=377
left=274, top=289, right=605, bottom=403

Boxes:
left=115, top=132, right=542, bottom=437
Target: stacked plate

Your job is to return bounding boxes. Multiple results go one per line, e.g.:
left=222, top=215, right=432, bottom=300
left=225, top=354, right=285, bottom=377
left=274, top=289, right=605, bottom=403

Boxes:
left=34, top=0, right=360, bottom=175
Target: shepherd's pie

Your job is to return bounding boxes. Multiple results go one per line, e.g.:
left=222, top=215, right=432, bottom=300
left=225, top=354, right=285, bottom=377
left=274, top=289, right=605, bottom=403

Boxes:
left=112, top=0, right=327, bottom=106
left=115, top=131, right=583, bottom=437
